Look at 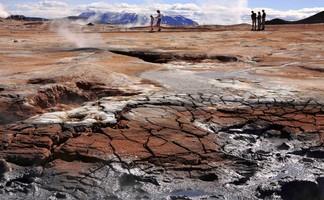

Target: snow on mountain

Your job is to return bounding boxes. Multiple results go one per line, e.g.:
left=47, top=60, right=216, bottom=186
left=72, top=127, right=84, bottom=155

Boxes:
left=78, top=11, right=199, bottom=26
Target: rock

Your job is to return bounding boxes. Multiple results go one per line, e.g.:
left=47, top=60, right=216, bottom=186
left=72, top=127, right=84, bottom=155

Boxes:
left=170, top=196, right=192, bottom=200
left=55, top=192, right=67, bottom=199
left=198, top=173, right=218, bottom=182
left=265, top=130, right=282, bottom=138
left=0, top=159, right=10, bottom=177
left=277, top=143, right=291, bottom=150
left=280, top=180, right=321, bottom=200
left=27, top=78, right=56, bottom=85
left=56, top=133, right=114, bottom=162
left=30, top=85, right=90, bottom=109
left=257, top=183, right=280, bottom=199
left=2, top=148, right=50, bottom=166
left=306, top=146, right=324, bottom=159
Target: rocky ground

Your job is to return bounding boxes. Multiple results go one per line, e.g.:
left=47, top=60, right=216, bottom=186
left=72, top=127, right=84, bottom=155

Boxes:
left=0, top=20, right=324, bottom=200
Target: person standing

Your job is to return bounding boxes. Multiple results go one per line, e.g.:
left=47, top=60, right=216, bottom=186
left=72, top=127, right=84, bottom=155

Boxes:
left=262, top=10, right=267, bottom=31
left=150, top=15, right=154, bottom=32
left=257, top=12, right=262, bottom=31
left=251, top=11, right=257, bottom=31
left=156, top=10, right=162, bottom=32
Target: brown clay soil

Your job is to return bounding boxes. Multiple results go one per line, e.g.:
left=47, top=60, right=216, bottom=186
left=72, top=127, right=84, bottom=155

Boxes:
left=0, top=20, right=323, bottom=200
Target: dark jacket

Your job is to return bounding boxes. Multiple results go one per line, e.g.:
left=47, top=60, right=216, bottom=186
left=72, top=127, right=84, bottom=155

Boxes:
left=257, top=14, right=261, bottom=21
left=262, top=12, right=266, bottom=19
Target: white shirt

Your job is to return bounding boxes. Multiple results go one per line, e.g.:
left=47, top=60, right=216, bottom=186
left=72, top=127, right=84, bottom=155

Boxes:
left=156, top=13, right=162, bottom=20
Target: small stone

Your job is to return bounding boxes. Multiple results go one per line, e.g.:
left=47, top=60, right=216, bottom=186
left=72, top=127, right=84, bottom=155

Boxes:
left=265, top=130, right=282, bottom=137
left=55, top=192, right=67, bottom=199
left=301, top=158, right=314, bottom=163
left=0, top=159, right=10, bottom=176
left=306, top=146, right=324, bottom=159
left=277, top=143, right=291, bottom=150
left=198, top=173, right=218, bottom=182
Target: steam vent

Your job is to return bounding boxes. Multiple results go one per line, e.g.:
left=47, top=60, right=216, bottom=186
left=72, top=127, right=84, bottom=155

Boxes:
left=1, top=15, right=324, bottom=200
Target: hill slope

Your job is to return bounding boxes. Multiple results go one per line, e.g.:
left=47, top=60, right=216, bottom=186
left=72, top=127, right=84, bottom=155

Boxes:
left=267, top=11, right=324, bottom=25
left=6, top=15, right=48, bottom=21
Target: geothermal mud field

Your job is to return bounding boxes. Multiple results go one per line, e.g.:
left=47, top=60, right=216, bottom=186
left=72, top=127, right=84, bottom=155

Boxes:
left=0, top=21, right=324, bottom=200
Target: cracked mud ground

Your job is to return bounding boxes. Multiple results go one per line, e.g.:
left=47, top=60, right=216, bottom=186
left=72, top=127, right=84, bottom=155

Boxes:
left=1, top=21, right=324, bottom=200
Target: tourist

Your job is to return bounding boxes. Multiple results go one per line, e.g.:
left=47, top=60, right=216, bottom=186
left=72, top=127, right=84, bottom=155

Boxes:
left=150, top=15, right=154, bottom=32
left=251, top=11, right=257, bottom=31
left=262, top=10, right=267, bottom=30
left=257, top=12, right=262, bottom=31
left=156, top=10, right=162, bottom=32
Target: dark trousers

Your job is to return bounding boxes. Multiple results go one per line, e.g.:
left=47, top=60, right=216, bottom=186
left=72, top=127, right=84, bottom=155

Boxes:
left=258, top=20, right=261, bottom=30
left=262, top=19, right=266, bottom=30
left=156, top=19, right=161, bottom=31
left=252, top=20, right=257, bottom=31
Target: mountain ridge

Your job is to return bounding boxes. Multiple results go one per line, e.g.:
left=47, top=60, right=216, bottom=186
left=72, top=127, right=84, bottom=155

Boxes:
left=4, top=11, right=198, bottom=27
left=266, top=11, right=324, bottom=25
left=75, top=11, right=199, bottom=26
left=6, top=15, right=48, bottom=21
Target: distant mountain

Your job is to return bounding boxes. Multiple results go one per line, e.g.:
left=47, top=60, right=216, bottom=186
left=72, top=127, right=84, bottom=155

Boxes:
left=74, top=11, right=199, bottom=26
left=296, top=11, right=324, bottom=24
left=6, top=15, right=48, bottom=21
left=266, top=18, right=288, bottom=25
left=266, top=11, right=324, bottom=25
left=163, top=15, right=199, bottom=26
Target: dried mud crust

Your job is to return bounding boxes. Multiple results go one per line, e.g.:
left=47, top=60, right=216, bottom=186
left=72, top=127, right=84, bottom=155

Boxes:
left=0, top=81, right=141, bottom=125
left=0, top=92, right=323, bottom=199
left=1, top=23, right=324, bottom=199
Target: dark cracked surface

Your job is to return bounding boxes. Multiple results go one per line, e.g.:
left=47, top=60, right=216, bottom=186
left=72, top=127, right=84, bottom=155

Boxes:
left=1, top=92, right=324, bottom=199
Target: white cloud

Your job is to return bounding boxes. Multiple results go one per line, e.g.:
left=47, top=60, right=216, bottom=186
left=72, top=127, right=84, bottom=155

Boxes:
left=198, top=0, right=248, bottom=24
left=9, top=0, right=249, bottom=24
left=0, top=3, right=10, bottom=18
left=15, top=0, right=72, bottom=18
left=7, top=0, right=324, bottom=25
left=74, top=1, right=249, bottom=24
left=252, top=7, right=324, bottom=21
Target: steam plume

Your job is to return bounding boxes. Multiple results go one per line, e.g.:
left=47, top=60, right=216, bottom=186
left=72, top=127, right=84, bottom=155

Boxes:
left=50, top=20, right=104, bottom=48
left=0, top=3, right=9, bottom=18
left=198, top=0, right=248, bottom=24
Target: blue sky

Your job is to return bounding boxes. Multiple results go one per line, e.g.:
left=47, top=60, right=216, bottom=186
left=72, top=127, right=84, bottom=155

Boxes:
left=1, top=0, right=324, bottom=24
left=249, top=0, right=324, bottom=10
left=3, top=0, right=324, bottom=10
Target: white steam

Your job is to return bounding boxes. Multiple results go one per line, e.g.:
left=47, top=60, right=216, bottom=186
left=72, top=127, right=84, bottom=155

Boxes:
left=0, top=3, right=10, bottom=18
left=50, top=20, right=104, bottom=48
left=197, top=0, right=248, bottom=25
